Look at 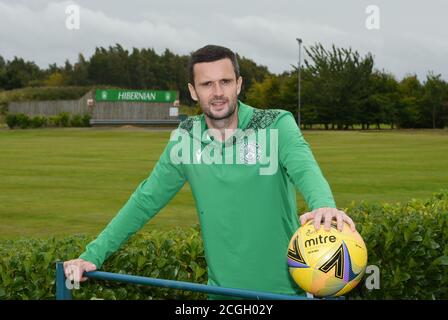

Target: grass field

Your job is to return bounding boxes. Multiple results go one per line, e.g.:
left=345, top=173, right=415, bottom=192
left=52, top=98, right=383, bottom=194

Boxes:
left=0, top=127, right=447, bottom=239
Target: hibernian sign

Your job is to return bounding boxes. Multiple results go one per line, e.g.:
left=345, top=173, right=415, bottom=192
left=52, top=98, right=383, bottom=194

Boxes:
left=95, top=89, right=177, bottom=103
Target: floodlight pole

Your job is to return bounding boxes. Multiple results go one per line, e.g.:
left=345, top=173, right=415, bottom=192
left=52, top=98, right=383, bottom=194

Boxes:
left=296, top=38, right=303, bottom=129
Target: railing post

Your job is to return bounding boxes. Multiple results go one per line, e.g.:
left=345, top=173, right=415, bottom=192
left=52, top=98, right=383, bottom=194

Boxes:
left=56, top=261, right=72, bottom=300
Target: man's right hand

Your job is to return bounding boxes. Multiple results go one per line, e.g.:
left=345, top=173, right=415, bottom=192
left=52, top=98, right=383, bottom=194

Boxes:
left=63, top=259, right=97, bottom=283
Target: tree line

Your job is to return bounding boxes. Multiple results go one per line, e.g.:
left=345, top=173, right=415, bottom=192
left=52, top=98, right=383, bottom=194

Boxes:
left=247, top=44, right=448, bottom=129
left=1, top=43, right=447, bottom=129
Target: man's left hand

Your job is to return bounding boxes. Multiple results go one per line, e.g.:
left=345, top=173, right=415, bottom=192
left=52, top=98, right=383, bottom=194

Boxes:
left=300, top=207, right=356, bottom=232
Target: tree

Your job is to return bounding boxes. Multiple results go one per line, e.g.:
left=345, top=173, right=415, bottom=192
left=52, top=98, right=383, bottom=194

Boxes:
left=3, top=57, right=42, bottom=89
left=366, top=71, right=399, bottom=129
left=88, top=47, right=112, bottom=86
left=246, top=75, right=283, bottom=109
left=304, top=44, right=374, bottom=129
left=0, top=55, right=6, bottom=89
left=128, top=48, right=144, bottom=89
left=71, top=54, right=89, bottom=86
left=44, top=72, right=66, bottom=86
left=396, top=75, right=423, bottom=128
left=237, top=55, right=270, bottom=101
left=421, top=73, right=447, bottom=129
left=88, top=44, right=131, bottom=87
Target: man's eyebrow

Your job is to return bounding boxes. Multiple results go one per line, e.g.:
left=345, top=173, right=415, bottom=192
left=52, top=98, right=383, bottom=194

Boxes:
left=198, top=78, right=234, bottom=85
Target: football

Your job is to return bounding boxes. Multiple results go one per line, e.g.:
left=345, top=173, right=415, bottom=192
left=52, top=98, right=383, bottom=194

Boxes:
left=287, top=220, right=368, bottom=297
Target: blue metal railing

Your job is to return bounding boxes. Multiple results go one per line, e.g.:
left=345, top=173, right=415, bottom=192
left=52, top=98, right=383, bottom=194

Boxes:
left=55, top=262, right=316, bottom=300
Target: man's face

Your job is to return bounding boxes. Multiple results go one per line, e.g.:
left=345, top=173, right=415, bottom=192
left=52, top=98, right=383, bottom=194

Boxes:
left=188, top=58, right=242, bottom=121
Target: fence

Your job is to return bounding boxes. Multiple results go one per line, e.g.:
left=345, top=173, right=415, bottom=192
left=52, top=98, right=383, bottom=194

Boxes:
left=55, top=262, right=317, bottom=300
left=8, top=90, right=179, bottom=124
left=8, top=100, right=86, bottom=117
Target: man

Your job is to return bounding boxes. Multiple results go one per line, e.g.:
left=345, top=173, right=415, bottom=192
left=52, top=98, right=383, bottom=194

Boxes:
left=64, top=44, right=356, bottom=299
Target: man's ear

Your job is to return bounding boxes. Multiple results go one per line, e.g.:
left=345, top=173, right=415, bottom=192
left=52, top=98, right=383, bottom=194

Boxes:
left=236, top=76, right=243, bottom=95
left=188, top=83, right=198, bottom=101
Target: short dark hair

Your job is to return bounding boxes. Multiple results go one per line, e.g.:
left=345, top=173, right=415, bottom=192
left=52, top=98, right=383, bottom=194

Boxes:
left=188, top=45, right=240, bottom=86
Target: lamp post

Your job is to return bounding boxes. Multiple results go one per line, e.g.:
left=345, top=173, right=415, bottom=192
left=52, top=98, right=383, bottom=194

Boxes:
left=296, top=38, right=302, bottom=129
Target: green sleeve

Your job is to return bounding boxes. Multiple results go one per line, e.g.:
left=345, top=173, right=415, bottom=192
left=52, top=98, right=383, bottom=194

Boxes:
left=277, top=112, right=336, bottom=211
left=79, top=140, right=186, bottom=268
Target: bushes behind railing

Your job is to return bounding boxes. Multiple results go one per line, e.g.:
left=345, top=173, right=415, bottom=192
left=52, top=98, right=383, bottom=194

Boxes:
left=0, top=190, right=447, bottom=300
left=6, top=112, right=91, bottom=129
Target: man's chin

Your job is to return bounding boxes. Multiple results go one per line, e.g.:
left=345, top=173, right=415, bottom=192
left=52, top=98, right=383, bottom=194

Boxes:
left=206, top=107, right=234, bottom=120
left=203, top=100, right=237, bottom=121
left=207, top=112, right=232, bottom=121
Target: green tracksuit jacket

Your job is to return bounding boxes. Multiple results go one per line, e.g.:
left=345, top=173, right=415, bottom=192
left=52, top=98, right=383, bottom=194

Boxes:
left=79, top=100, right=336, bottom=298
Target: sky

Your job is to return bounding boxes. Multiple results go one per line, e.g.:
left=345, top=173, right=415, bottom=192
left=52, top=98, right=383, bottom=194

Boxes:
left=1, top=0, right=447, bottom=81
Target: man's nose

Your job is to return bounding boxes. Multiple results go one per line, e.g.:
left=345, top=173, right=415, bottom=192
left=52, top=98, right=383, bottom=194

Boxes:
left=212, top=82, right=224, bottom=95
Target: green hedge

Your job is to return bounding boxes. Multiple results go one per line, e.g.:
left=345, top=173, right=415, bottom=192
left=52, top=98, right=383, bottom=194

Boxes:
left=6, top=112, right=91, bottom=129
left=0, top=191, right=447, bottom=300
left=348, top=190, right=448, bottom=299
left=0, top=87, right=91, bottom=106
left=0, top=227, right=207, bottom=300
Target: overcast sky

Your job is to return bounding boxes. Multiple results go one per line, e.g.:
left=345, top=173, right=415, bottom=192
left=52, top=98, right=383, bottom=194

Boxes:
left=1, top=0, right=447, bottom=81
